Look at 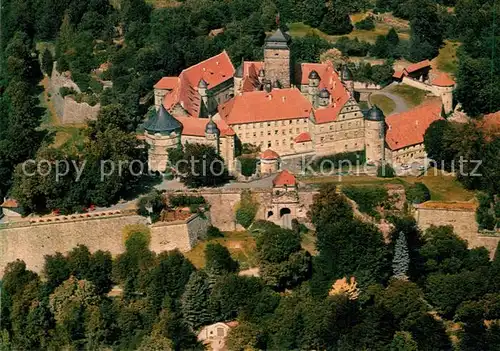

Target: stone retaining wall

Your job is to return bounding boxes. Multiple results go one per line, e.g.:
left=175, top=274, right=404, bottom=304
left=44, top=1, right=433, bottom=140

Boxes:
left=415, top=206, right=500, bottom=257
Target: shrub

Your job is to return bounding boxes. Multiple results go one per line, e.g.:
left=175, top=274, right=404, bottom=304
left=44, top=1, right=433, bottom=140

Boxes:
left=406, top=183, right=431, bottom=204
left=206, top=225, right=224, bottom=239
left=355, top=16, right=375, bottom=30
left=377, top=163, right=396, bottom=178
left=343, top=185, right=388, bottom=216
left=335, top=37, right=372, bottom=57
left=137, top=190, right=164, bottom=223
left=59, top=86, right=77, bottom=97
left=170, top=195, right=206, bottom=207
left=314, top=150, right=366, bottom=171
left=239, top=157, right=258, bottom=177
left=236, top=190, right=258, bottom=228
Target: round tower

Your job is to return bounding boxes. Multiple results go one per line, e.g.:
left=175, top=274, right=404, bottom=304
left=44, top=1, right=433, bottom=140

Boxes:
left=341, top=65, right=354, bottom=94
left=432, top=72, right=455, bottom=115
left=364, top=105, right=385, bottom=164
left=318, top=88, right=330, bottom=108
left=144, top=105, right=183, bottom=172
left=205, top=116, right=220, bottom=153
left=308, top=70, right=320, bottom=107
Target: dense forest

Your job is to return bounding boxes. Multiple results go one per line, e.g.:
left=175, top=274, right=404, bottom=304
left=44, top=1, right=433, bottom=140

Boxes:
left=2, top=186, right=500, bottom=350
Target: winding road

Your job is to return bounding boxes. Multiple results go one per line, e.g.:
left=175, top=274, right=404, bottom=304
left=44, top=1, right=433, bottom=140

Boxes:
left=367, top=83, right=411, bottom=115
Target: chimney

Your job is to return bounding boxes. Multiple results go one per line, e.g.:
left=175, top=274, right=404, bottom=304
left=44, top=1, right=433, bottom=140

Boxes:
left=268, top=94, right=272, bottom=101
left=216, top=61, right=219, bottom=65
left=282, top=96, right=286, bottom=103
left=202, top=67, right=206, bottom=71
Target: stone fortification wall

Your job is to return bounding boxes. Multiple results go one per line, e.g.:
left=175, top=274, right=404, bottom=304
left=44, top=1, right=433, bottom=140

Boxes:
left=415, top=205, right=500, bottom=257
left=0, top=214, right=148, bottom=277
left=150, top=213, right=210, bottom=253
left=401, top=77, right=436, bottom=95
left=49, top=64, right=100, bottom=124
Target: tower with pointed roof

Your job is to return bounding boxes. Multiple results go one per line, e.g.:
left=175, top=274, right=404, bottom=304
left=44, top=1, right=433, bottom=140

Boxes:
left=205, top=116, right=220, bottom=153
left=144, top=105, right=183, bottom=172
left=364, top=105, right=385, bottom=164
left=264, top=28, right=291, bottom=88
left=233, top=61, right=244, bottom=95
left=307, top=70, right=320, bottom=107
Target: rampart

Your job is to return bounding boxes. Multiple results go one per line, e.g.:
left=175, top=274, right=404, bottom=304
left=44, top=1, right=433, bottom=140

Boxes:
left=415, top=202, right=500, bottom=257
left=0, top=210, right=210, bottom=277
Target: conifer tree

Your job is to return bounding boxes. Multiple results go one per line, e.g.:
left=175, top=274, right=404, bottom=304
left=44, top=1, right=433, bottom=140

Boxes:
left=392, top=232, right=410, bottom=280
left=181, top=271, right=212, bottom=330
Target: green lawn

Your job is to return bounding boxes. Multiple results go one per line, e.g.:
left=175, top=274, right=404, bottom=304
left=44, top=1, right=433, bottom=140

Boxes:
left=433, top=40, right=460, bottom=75
left=287, top=14, right=409, bottom=44
left=301, top=168, right=474, bottom=202
left=388, top=84, right=427, bottom=107
left=370, top=94, right=396, bottom=115
left=184, top=231, right=258, bottom=270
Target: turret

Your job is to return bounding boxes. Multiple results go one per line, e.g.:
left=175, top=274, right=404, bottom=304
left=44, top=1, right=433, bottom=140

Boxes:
left=308, top=70, right=320, bottom=107
left=198, top=79, right=208, bottom=107
left=258, top=68, right=265, bottom=85
left=234, top=61, right=244, bottom=95
left=364, top=105, right=385, bottom=164
left=143, top=105, right=183, bottom=172
left=341, top=65, right=354, bottom=94
left=205, top=116, right=220, bottom=153
left=318, top=88, right=330, bottom=108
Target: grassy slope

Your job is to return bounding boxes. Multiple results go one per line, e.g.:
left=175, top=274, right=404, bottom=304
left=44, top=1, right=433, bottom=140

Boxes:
left=288, top=13, right=409, bottom=44
left=387, top=84, right=427, bottom=107
left=433, top=40, right=460, bottom=75
left=301, top=168, right=474, bottom=202
left=370, top=94, right=396, bottom=115
left=184, top=231, right=258, bottom=270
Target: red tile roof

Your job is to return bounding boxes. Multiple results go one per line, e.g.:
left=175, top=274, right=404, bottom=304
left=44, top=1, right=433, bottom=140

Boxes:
left=218, top=88, right=312, bottom=125
left=404, top=60, right=431, bottom=74
left=163, top=51, right=235, bottom=117
left=294, top=132, right=312, bottom=143
left=1, top=199, right=19, bottom=208
left=260, top=149, right=279, bottom=160
left=385, top=99, right=443, bottom=150
left=273, top=170, right=296, bottom=187
left=175, top=116, right=235, bottom=137
left=154, top=77, right=180, bottom=90
left=296, top=61, right=352, bottom=124
left=393, top=70, right=404, bottom=79
left=432, top=72, right=455, bottom=87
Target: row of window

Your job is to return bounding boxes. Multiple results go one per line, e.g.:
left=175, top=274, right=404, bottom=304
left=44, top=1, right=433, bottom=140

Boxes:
left=236, top=118, right=308, bottom=130
left=319, top=131, right=362, bottom=143
left=243, top=127, right=308, bottom=139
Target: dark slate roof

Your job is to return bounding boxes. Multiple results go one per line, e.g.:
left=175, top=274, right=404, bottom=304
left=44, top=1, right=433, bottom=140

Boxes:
left=265, top=28, right=290, bottom=49
left=198, top=79, right=208, bottom=88
left=365, top=105, right=385, bottom=122
left=144, top=105, right=182, bottom=134
left=205, top=118, right=220, bottom=135
left=319, top=88, right=330, bottom=98
left=308, top=70, right=320, bottom=80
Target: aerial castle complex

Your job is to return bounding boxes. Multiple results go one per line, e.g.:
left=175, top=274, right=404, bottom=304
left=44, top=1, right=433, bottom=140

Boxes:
left=147, top=28, right=454, bottom=173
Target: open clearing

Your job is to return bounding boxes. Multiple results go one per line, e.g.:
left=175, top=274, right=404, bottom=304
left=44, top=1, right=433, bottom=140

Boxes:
left=184, top=231, right=258, bottom=270
left=288, top=13, right=409, bottom=43
left=300, top=168, right=475, bottom=202
left=432, top=40, right=460, bottom=75
left=370, top=94, right=396, bottom=115
left=387, top=84, right=427, bottom=107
